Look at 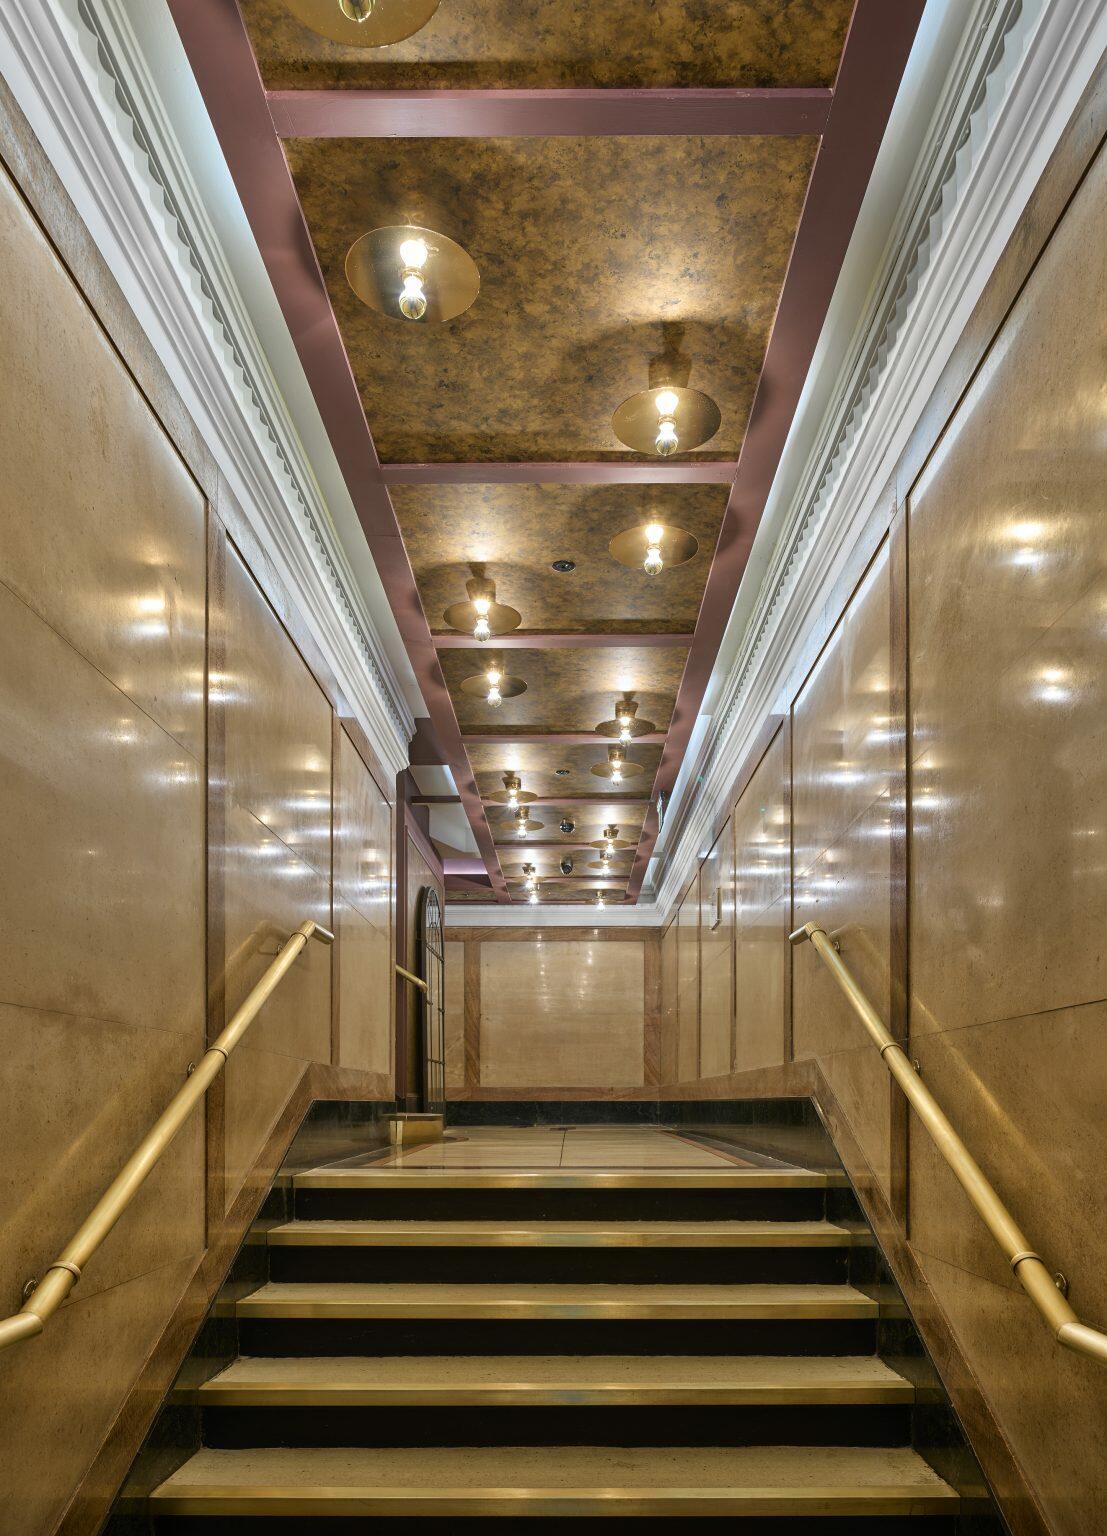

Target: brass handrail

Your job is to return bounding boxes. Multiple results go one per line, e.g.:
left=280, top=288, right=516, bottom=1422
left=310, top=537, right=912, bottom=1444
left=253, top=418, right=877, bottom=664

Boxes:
left=395, top=963, right=428, bottom=992
left=0, top=918, right=334, bottom=1353
left=790, top=922, right=1107, bottom=1367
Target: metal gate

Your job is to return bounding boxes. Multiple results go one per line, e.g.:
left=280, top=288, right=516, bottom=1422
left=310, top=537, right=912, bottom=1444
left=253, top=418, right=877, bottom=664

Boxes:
left=418, top=886, right=446, bottom=1115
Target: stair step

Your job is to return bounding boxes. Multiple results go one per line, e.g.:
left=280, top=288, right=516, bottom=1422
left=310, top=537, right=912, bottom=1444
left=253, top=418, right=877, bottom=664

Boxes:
left=235, top=1281, right=879, bottom=1321
left=149, top=1443, right=958, bottom=1517
left=267, top=1218, right=860, bottom=1248
left=293, top=1166, right=843, bottom=1190
left=184, top=1353, right=914, bottom=1407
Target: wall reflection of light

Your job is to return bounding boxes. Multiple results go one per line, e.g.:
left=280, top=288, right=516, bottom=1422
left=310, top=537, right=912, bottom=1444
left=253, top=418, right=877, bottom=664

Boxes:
left=1035, top=665, right=1072, bottom=704
left=132, top=591, right=169, bottom=640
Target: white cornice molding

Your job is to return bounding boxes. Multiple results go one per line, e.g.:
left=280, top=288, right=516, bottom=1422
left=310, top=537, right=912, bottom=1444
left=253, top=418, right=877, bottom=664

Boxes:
left=0, top=0, right=414, bottom=777
left=651, top=0, right=1106, bottom=919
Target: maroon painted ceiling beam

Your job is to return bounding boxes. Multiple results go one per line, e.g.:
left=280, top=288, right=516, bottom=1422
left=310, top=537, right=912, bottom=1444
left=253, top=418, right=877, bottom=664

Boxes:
left=267, top=87, right=832, bottom=140
left=626, top=0, right=926, bottom=901
left=434, top=633, right=694, bottom=650
left=383, top=462, right=738, bottom=486
left=461, top=732, right=666, bottom=747
left=412, top=794, right=462, bottom=805
left=166, top=0, right=512, bottom=903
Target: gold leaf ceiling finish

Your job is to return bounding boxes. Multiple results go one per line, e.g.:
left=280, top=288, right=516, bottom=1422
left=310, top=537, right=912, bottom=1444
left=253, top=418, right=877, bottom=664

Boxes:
left=285, top=134, right=818, bottom=461
left=391, top=483, right=726, bottom=635
left=441, top=647, right=688, bottom=735
left=469, top=741, right=664, bottom=802
left=242, top=0, right=854, bottom=91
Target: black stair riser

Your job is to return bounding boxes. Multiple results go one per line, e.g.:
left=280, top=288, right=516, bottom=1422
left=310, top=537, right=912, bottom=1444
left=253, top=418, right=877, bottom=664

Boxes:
left=200, top=1402, right=913, bottom=1450
left=267, top=1245, right=850, bottom=1286
left=292, top=1188, right=827, bottom=1223
left=155, top=1516, right=960, bottom=1534
left=237, top=1317, right=879, bottom=1358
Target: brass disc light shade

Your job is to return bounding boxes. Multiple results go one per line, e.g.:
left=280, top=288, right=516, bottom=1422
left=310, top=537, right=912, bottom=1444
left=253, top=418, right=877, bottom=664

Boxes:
left=459, top=669, right=527, bottom=702
left=443, top=578, right=521, bottom=641
left=612, top=385, right=720, bottom=457
left=346, top=225, right=480, bottom=325
left=595, top=697, right=657, bottom=741
left=488, top=772, right=536, bottom=806
left=285, top=0, right=441, bottom=48
left=609, top=523, right=700, bottom=573
left=591, top=746, right=644, bottom=782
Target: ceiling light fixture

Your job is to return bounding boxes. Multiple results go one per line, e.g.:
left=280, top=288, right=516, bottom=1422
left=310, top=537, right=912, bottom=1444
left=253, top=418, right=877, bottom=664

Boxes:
left=346, top=222, right=478, bottom=324
left=515, top=807, right=532, bottom=838
left=289, top=0, right=440, bottom=45
left=460, top=664, right=526, bottom=708
left=591, top=745, right=644, bottom=783
left=560, top=856, right=574, bottom=875
left=609, top=522, right=699, bottom=575
left=596, top=697, right=656, bottom=742
left=523, top=863, right=538, bottom=891
left=443, top=578, right=521, bottom=643
left=611, top=380, right=720, bottom=457
left=529, top=889, right=540, bottom=905
left=595, top=892, right=606, bottom=910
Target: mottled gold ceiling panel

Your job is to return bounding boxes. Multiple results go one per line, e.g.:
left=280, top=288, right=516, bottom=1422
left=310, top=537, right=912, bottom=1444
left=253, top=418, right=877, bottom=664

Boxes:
left=286, top=134, right=817, bottom=461
left=392, top=483, right=725, bottom=635
left=499, top=846, right=634, bottom=878
left=442, top=646, right=687, bottom=734
left=486, top=802, right=647, bottom=846
left=243, top=1, right=853, bottom=92
left=470, top=740, right=662, bottom=800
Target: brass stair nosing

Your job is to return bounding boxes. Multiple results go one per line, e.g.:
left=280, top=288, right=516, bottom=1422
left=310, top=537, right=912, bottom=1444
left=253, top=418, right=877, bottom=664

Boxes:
left=292, top=1169, right=844, bottom=1190
left=264, top=1221, right=857, bottom=1250
left=234, top=1299, right=880, bottom=1322
left=180, top=1383, right=916, bottom=1408
left=149, top=1486, right=961, bottom=1517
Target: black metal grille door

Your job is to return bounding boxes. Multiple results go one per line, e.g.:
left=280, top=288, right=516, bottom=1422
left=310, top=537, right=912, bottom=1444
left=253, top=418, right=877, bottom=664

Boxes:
left=418, top=886, right=446, bottom=1115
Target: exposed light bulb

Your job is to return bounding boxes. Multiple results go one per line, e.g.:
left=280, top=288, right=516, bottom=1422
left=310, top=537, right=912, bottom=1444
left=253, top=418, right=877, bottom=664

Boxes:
left=529, top=890, right=539, bottom=904
left=472, top=592, right=493, bottom=642
left=611, top=766, right=623, bottom=784
left=595, top=894, right=606, bottom=910
left=619, top=722, right=633, bottom=742
left=616, top=706, right=634, bottom=742
left=654, top=390, right=679, bottom=417
left=507, top=790, right=519, bottom=808
left=340, top=0, right=375, bottom=20
left=399, top=237, right=429, bottom=269
left=516, top=818, right=528, bottom=838
left=654, top=395, right=679, bottom=457
left=486, top=668, right=503, bottom=707
left=398, top=270, right=427, bottom=322
left=643, top=522, right=665, bottom=575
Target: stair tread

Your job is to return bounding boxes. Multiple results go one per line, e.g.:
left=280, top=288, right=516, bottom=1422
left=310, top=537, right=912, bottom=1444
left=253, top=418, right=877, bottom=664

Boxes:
left=236, top=1280, right=879, bottom=1319
left=267, top=1217, right=860, bottom=1248
left=150, top=1444, right=958, bottom=1514
left=187, top=1353, right=914, bottom=1405
left=293, top=1166, right=844, bottom=1189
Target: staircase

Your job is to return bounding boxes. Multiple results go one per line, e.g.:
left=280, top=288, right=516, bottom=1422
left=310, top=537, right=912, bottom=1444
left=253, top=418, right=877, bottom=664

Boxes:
left=148, top=1147, right=962, bottom=1527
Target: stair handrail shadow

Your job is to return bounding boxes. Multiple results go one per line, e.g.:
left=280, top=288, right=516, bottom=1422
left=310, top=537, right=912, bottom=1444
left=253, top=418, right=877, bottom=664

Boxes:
left=0, top=918, right=334, bottom=1351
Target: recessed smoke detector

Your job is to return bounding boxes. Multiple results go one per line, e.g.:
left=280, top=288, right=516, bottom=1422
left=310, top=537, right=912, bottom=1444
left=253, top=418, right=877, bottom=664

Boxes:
left=554, top=767, right=571, bottom=777
left=551, top=559, right=576, bottom=573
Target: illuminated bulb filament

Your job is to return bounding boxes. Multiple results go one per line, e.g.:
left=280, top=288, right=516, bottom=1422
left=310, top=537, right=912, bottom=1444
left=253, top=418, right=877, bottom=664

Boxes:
left=643, top=521, right=665, bottom=576
left=611, top=766, right=623, bottom=784
left=486, top=669, right=503, bottom=708
left=472, top=596, right=492, bottom=643
left=654, top=395, right=680, bottom=457
left=398, top=270, right=427, bottom=322
left=339, top=0, right=375, bottom=20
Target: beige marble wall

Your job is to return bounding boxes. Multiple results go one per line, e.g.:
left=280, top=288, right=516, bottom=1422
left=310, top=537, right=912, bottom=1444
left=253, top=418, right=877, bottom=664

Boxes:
left=905, top=136, right=1107, bottom=1536
left=733, top=732, right=789, bottom=1074
left=698, top=826, right=734, bottom=1079
left=334, top=726, right=393, bottom=1078
left=676, top=873, right=701, bottom=1082
left=791, top=541, right=897, bottom=1199
left=444, top=939, right=466, bottom=1090
left=0, top=157, right=206, bottom=1535
left=479, top=940, right=646, bottom=1089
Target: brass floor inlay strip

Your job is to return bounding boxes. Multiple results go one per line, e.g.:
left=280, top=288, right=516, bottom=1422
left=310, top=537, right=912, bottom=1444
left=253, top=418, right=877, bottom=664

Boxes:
left=292, top=1168, right=843, bottom=1190
left=235, top=1281, right=879, bottom=1321
left=265, top=1218, right=858, bottom=1249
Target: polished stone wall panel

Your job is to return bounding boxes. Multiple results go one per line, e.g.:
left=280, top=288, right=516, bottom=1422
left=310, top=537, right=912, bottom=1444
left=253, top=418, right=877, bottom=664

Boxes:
left=733, top=894, right=788, bottom=1074
left=698, top=826, right=733, bottom=1079
left=479, top=940, right=645, bottom=1089
left=444, top=939, right=465, bottom=1090
left=0, top=158, right=206, bottom=763
left=676, top=874, right=701, bottom=1083
left=336, top=896, right=391, bottom=1078
left=223, top=542, right=333, bottom=880
left=0, top=582, right=205, bottom=1038
left=333, top=728, right=392, bottom=1075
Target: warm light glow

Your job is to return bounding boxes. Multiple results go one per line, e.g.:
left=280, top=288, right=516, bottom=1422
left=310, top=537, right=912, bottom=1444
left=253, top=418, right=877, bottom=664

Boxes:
left=529, top=890, right=539, bottom=904
left=611, top=766, right=623, bottom=783
left=399, top=237, right=429, bottom=269
left=595, top=893, right=606, bottom=910
left=600, top=846, right=613, bottom=863
left=654, top=390, right=679, bottom=418
left=654, top=417, right=679, bottom=456
left=340, top=0, right=376, bottom=20
left=399, top=270, right=427, bottom=321
left=643, top=523, right=665, bottom=575
left=486, top=666, right=503, bottom=707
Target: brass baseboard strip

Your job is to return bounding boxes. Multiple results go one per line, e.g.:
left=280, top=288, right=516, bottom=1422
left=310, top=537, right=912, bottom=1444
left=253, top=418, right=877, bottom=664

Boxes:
left=265, top=1219, right=858, bottom=1249
left=235, top=1282, right=879, bottom=1321
left=293, top=1168, right=843, bottom=1190
left=150, top=1484, right=959, bottom=1517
